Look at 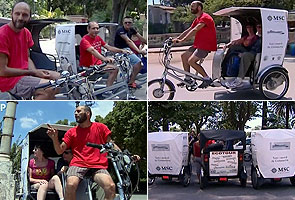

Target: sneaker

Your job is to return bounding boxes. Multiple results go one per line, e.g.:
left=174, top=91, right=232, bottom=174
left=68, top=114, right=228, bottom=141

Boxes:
left=128, top=82, right=142, bottom=89
left=228, top=78, right=243, bottom=89
left=177, top=78, right=193, bottom=87
left=102, top=91, right=120, bottom=99
left=198, top=78, right=213, bottom=89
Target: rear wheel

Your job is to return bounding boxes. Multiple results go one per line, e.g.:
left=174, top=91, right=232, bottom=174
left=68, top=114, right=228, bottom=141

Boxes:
left=251, top=165, right=263, bottom=189
left=290, top=177, right=295, bottom=186
left=259, top=68, right=289, bottom=99
left=240, top=176, right=247, bottom=187
left=148, top=79, right=175, bottom=100
left=148, top=172, right=155, bottom=186
left=200, top=168, right=208, bottom=189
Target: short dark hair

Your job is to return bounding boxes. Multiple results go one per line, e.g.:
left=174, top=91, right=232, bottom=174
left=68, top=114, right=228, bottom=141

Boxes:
left=123, top=16, right=133, bottom=21
left=12, top=1, right=31, bottom=17
left=193, top=1, right=203, bottom=10
left=83, top=105, right=92, bottom=118
left=87, top=21, right=98, bottom=29
left=34, top=144, right=48, bottom=159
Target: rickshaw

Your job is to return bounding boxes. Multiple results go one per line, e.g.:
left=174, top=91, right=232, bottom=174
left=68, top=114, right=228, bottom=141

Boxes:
left=148, top=7, right=289, bottom=100
left=251, top=129, right=295, bottom=189
left=199, top=130, right=247, bottom=189
left=148, top=132, right=191, bottom=187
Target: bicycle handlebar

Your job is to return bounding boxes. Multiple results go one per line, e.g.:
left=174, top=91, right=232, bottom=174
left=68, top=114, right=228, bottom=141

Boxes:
left=35, top=62, right=108, bottom=90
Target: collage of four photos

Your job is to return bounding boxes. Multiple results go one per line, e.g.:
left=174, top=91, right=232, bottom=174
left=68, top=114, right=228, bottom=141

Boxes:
left=0, top=0, right=295, bottom=200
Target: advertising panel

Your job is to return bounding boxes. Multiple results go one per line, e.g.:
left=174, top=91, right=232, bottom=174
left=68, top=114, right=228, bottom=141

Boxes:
left=209, top=151, right=238, bottom=176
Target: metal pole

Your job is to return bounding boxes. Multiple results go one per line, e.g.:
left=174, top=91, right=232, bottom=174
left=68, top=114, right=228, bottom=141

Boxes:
left=0, top=101, right=17, bottom=158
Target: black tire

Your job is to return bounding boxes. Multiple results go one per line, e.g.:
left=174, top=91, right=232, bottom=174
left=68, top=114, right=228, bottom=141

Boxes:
left=148, top=172, right=155, bottom=186
left=290, top=177, right=295, bottom=186
left=259, top=68, right=289, bottom=99
left=240, top=177, right=247, bottom=187
left=251, top=165, right=262, bottom=189
left=200, top=168, right=208, bottom=190
left=244, top=153, right=252, bottom=162
left=180, top=166, right=191, bottom=187
left=148, top=79, right=175, bottom=100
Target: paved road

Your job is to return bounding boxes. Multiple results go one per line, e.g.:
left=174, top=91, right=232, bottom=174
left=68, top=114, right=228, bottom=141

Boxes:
left=149, top=160, right=295, bottom=200
left=148, top=47, right=295, bottom=100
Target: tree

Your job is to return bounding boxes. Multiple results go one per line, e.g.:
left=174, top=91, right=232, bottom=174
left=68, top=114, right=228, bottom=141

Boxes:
left=55, top=119, right=69, bottom=125
left=0, top=0, right=14, bottom=17
left=219, top=101, right=260, bottom=130
left=262, top=101, right=267, bottom=129
left=270, top=102, right=295, bottom=129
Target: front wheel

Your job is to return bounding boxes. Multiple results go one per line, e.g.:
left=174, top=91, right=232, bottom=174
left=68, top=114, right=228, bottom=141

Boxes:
left=148, top=79, right=175, bottom=100
left=259, top=68, right=289, bottom=99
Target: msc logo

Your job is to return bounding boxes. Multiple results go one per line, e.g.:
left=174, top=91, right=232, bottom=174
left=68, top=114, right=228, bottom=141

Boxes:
left=271, top=167, right=290, bottom=173
left=267, top=15, right=285, bottom=21
left=156, top=166, right=173, bottom=171
left=58, top=29, right=71, bottom=34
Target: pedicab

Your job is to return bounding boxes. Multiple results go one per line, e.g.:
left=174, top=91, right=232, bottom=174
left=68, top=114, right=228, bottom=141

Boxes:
left=251, top=129, right=295, bottom=189
left=199, top=130, right=247, bottom=189
left=148, top=132, right=191, bottom=186
left=148, top=7, right=289, bottom=100
left=213, top=7, right=289, bottom=99
left=19, top=123, right=104, bottom=200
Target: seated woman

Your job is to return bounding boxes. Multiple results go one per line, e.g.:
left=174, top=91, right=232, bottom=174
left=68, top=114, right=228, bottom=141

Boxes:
left=28, top=145, right=64, bottom=200
left=221, top=22, right=259, bottom=78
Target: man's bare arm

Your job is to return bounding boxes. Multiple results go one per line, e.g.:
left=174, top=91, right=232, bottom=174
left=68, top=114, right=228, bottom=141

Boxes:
left=179, top=23, right=205, bottom=42
left=47, top=124, right=67, bottom=155
left=135, top=33, right=147, bottom=44
left=120, top=34, right=144, bottom=54
left=86, top=46, right=108, bottom=62
left=107, top=135, right=121, bottom=151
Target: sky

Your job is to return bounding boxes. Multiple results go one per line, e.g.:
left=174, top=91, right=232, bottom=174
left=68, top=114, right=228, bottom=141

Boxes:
left=0, top=101, right=114, bottom=145
left=148, top=0, right=160, bottom=5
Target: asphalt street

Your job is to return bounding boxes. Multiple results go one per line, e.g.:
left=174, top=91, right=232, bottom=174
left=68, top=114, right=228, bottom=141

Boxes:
left=148, top=159, right=295, bottom=200
left=148, top=46, right=295, bottom=100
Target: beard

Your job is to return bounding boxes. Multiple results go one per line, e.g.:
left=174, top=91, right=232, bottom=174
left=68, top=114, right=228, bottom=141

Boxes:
left=191, top=8, right=199, bottom=14
left=75, top=113, right=87, bottom=123
left=12, top=16, right=28, bottom=29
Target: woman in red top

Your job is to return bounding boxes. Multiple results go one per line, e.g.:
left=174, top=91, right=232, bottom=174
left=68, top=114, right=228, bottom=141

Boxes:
left=28, top=145, right=64, bottom=200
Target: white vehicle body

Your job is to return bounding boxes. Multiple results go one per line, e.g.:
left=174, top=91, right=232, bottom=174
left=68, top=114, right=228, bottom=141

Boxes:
left=251, top=129, right=295, bottom=178
left=148, top=132, right=189, bottom=175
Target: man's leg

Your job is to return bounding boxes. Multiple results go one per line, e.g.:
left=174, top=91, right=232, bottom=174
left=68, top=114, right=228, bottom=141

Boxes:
left=93, top=171, right=116, bottom=200
left=188, top=55, right=208, bottom=77
left=238, top=52, right=255, bottom=79
left=104, top=64, right=119, bottom=87
left=65, top=176, right=80, bottom=200
left=35, top=78, right=58, bottom=100
left=181, top=48, right=194, bottom=74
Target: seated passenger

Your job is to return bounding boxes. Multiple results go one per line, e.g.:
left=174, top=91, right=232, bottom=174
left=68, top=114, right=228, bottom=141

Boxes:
left=222, top=22, right=258, bottom=77
left=28, top=145, right=64, bottom=200
left=226, top=23, right=262, bottom=88
left=57, top=149, right=73, bottom=175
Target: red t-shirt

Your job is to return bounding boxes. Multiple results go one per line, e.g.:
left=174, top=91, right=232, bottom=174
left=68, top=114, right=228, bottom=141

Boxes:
left=63, top=122, right=111, bottom=169
left=193, top=141, right=201, bottom=157
left=191, top=12, right=217, bottom=51
left=29, top=158, right=55, bottom=181
left=79, top=34, right=106, bottom=67
left=0, top=24, right=34, bottom=92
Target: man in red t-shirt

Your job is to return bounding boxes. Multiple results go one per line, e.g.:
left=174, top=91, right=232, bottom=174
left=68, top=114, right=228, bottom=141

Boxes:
left=79, top=21, right=129, bottom=97
left=47, top=105, right=119, bottom=200
left=173, top=1, right=217, bottom=88
left=0, top=2, right=60, bottom=99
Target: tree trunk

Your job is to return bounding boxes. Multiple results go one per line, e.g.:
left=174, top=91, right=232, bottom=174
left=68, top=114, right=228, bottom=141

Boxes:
left=286, top=104, right=290, bottom=129
left=109, top=0, right=130, bottom=45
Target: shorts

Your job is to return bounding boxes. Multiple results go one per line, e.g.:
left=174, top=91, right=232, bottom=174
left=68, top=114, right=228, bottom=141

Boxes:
left=67, top=166, right=110, bottom=180
left=123, top=48, right=141, bottom=66
left=9, top=76, right=41, bottom=99
left=188, top=46, right=210, bottom=59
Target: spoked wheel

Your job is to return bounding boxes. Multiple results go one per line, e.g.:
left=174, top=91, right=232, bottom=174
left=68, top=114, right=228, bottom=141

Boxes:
left=259, top=68, right=289, bottom=99
left=148, top=79, right=175, bottom=100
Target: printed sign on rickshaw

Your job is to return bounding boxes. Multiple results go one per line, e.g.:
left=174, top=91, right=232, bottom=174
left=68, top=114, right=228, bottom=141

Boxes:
left=209, top=151, right=238, bottom=176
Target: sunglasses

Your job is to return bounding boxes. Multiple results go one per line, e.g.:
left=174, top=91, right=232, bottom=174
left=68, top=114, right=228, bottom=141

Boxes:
left=256, top=25, right=262, bottom=28
left=64, top=151, right=71, bottom=154
left=124, top=22, right=132, bottom=24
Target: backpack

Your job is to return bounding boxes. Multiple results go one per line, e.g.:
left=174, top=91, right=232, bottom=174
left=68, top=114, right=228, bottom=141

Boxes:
left=226, top=54, right=240, bottom=77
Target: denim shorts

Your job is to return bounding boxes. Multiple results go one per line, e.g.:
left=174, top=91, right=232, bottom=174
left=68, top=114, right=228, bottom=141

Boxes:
left=123, top=48, right=141, bottom=66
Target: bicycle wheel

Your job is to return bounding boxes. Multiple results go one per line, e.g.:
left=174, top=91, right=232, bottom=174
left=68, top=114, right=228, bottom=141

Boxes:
left=259, top=68, right=289, bottom=100
left=148, top=79, right=175, bottom=100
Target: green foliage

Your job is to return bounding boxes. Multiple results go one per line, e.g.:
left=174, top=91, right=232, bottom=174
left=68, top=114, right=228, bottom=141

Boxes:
left=171, top=5, right=194, bottom=23
left=269, top=101, right=295, bottom=129
left=0, top=0, right=14, bottom=18
left=55, top=119, right=69, bottom=125
left=10, top=136, right=22, bottom=192
left=102, top=101, right=147, bottom=184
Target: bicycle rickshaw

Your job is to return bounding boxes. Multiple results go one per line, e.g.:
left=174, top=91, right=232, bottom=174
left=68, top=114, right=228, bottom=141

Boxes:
left=199, top=130, right=247, bottom=189
left=148, top=132, right=191, bottom=187
left=148, top=7, right=289, bottom=100
left=19, top=123, right=140, bottom=200
left=251, top=129, right=295, bottom=189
